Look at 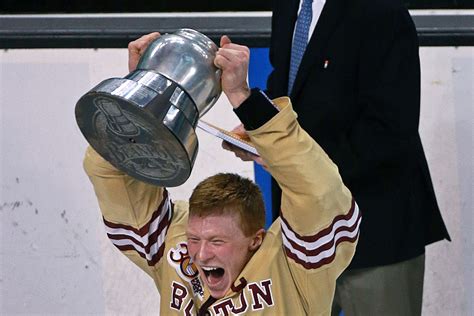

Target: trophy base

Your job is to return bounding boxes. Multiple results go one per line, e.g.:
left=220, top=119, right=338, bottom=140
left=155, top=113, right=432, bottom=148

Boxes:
left=75, top=73, right=199, bottom=187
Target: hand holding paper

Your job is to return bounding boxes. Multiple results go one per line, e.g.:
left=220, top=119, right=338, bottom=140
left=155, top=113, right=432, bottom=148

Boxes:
left=197, top=121, right=267, bottom=168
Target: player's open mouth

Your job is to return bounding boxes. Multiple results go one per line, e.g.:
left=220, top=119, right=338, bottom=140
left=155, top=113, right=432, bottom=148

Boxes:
left=201, top=266, right=225, bottom=285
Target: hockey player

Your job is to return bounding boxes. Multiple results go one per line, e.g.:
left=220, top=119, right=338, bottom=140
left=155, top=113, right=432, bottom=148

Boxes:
left=83, top=34, right=360, bottom=315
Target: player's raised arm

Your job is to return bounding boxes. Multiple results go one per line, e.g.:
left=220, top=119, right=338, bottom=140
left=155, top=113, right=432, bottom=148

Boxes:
left=83, top=146, right=171, bottom=277
left=235, top=92, right=360, bottom=314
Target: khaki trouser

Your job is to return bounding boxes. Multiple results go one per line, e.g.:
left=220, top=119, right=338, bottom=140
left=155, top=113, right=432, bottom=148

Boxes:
left=332, top=254, right=425, bottom=316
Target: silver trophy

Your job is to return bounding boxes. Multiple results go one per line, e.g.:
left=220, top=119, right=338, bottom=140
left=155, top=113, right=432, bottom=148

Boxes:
left=75, top=29, right=221, bottom=186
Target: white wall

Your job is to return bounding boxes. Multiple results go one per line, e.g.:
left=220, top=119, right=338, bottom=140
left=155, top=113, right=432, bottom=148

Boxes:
left=418, top=46, right=473, bottom=316
left=0, top=46, right=472, bottom=315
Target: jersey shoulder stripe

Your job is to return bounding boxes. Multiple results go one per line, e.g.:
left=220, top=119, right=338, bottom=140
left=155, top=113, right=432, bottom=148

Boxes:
left=281, top=199, right=361, bottom=269
left=103, top=189, right=172, bottom=266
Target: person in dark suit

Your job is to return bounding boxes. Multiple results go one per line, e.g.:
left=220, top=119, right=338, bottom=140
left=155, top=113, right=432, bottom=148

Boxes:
left=225, top=0, right=450, bottom=314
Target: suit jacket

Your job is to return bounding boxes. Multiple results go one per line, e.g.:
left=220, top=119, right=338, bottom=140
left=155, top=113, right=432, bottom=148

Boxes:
left=267, top=0, right=450, bottom=269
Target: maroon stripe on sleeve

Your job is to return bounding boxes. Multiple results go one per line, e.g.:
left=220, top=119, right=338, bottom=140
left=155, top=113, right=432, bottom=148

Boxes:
left=144, top=209, right=171, bottom=253
left=280, top=199, right=356, bottom=243
left=281, top=210, right=361, bottom=257
left=284, top=232, right=360, bottom=269
left=114, top=242, right=167, bottom=266
left=103, top=189, right=169, bottom=237
left=107, top=233, right=145, bottom=248
left=280, top=198, right=361, bottom=269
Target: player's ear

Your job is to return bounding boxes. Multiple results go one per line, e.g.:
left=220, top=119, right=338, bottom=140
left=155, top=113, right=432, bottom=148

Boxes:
left=249, top=228, right=266, bottom=251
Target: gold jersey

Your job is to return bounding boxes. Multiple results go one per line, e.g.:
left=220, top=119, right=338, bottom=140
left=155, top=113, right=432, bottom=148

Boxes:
left=84, top=97, right=360, bottom=315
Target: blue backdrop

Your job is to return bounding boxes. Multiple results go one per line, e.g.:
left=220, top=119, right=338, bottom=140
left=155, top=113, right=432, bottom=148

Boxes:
left=248, top=48, right=274, bottom=228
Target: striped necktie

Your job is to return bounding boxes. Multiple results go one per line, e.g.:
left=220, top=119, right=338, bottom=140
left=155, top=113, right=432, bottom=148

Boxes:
left=288, top=0, right=313, bottom=94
